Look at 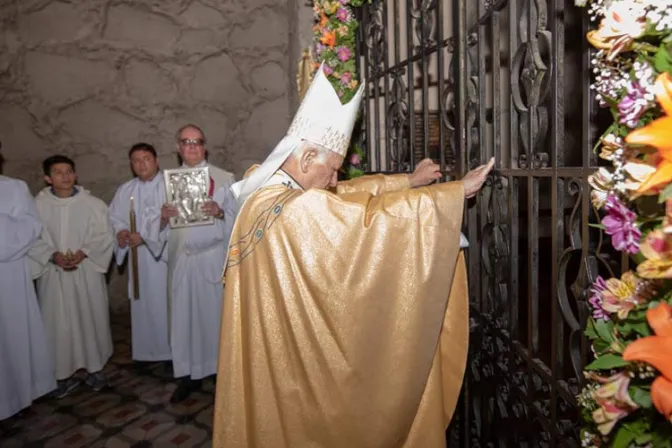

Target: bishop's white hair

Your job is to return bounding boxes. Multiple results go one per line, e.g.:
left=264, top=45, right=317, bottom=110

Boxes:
left=291, top=140, right=332, bottom=164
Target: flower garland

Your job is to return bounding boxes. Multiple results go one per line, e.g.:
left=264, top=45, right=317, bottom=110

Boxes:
left=312, top=0, right=371, bottom=178
left=577, top=0, right=672, bottom=446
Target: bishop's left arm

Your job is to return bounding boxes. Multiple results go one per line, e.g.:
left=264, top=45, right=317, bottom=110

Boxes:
left=280, top=181, right=467, bottom=291
left=334, top=173, right=410, bottom=196
left=80, top=199, right=115, bottom=273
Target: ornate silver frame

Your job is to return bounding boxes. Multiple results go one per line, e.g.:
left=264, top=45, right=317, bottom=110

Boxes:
left=163, top=166, right=214, bottom=228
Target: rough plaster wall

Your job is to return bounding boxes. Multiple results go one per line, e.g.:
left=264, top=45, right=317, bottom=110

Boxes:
left=0, top=0, right=312, bottom=310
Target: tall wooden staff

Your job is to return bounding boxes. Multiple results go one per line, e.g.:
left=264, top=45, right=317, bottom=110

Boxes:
left=129, top=196, right=140, bottom=300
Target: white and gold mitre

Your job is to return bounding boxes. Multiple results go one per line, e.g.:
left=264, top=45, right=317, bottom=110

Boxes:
left=229, top=63, right=365, bottom=205
left=286, top=62, right=364, bottom=157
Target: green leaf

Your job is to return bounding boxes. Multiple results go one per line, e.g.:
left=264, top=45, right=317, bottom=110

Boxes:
left=627, top=308, right=648, bottom=321
left=585, top=319, right=599, bottom=340
left=654, top=43, right=672, bottom=74
left=589, top=223, right=606, bottom=229
left=593, top=338, right=610, bottom=355
left=612, top=424, right=637, bottom=448
left=630, top=320, right=652, bottom=337
left=616, top=320, right=634, bottom=337
left=652, top=427, right=672, bottom=448
left=595, top=319, right=614, bottom=343
left=614, top=123, right=630, bottom=138
left=660, top=183, right=672, bottom=203
left=584, top=353, right=630, bottom=371
left=629, top=386, right=653, bottom=409
left=631, top=251, right=647, bottom=265
left=635, top=433, right=652, bottom=444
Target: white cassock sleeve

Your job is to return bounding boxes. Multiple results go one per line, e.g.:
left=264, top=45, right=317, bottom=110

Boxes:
left=139, top=190, right=166, bottom=260
left=108, top=186, right=130, bottom=266
left=80, top=203, right=114, bottom=273
left=28, top=226, right=57, bottom=279
left=0, top=181, right=42, bottom=263
left=183, top=179, right=236, bottom=254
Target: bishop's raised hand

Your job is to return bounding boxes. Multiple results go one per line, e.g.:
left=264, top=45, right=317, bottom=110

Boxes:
left=462, top=158, right=495, bottom=199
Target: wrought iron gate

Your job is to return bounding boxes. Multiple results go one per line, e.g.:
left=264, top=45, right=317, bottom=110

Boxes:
left=353, top=0, right=609, bottom=445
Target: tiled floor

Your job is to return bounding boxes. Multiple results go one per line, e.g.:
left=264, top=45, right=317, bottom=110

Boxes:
left=0, top=312, right=214, bottom=448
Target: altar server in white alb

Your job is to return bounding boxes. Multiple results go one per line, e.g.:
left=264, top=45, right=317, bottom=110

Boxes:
left=0, top=145, right=56, bottom=421
left=159, top=124, right=238, bottom=403
left=109, top=143, right=171, bottom=364
left=29, top=155, right=114, bottom=398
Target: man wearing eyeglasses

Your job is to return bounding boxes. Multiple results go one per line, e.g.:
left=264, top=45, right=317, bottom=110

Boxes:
left=160, top=124, right=238, bottom=403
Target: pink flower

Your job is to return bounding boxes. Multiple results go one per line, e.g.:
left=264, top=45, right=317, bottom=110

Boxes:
left=350, top=153, right=360, bottom=166
left=315, top=43, right=326, bottom=56
left=340, top=72, right=352, bottom=85
left=339, top=0, right=350, bottom=4
left=322, top=64, right=334, bottom=76
left=602, top=194, right=641, bottom=254
left=336, top=46, right=351, bottom=62
left=598, top=271, right=645, bottom=319
left=336, top=7, right=350, bottom=22
left=618, top=81, right=652, bottom=128
left=587, top=372, right=639, bottom=435
left=588, top=276, right=610, bottom=320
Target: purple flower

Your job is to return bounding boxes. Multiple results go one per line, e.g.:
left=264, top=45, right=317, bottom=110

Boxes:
left=602, top=194, right=641, bottom=254
left=350, top=153, right=360, bottom=166
left=336, top=7, right=350, bottom=22
left=618, top=81, right=650, bottom=128
left=340, top=71, right=352, bottom=85
left=588, top=276, right=610, bottom=321
left=315, top=43, right=326, bottom=56
left=323, top=64, right=334, bottom=75
left=336, top=46, right=351, bottom=62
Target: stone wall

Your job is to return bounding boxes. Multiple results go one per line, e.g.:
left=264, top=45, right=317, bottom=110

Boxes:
left=0, top=0, right=313, bottom=310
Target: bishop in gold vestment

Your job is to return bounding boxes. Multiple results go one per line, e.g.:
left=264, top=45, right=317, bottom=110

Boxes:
left=213, top=64, right=493, bottom=447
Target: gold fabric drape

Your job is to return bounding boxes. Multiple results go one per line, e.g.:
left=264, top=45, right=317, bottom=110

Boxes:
left=297, top=49, right=314, bottom=102
left=214, top=174, right=469, bottom=448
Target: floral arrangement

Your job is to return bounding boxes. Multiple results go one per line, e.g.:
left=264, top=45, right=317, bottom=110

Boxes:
left=576, top=0, right=672, bottom=446
left=312, top=0, right=371, bottom=178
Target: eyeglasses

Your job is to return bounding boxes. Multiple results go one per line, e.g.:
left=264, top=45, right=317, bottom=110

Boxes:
left=179, top=138, right=205, bottom=147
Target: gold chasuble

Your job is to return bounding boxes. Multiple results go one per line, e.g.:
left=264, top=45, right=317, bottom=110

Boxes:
left=213, top=170, right=469, bottom=448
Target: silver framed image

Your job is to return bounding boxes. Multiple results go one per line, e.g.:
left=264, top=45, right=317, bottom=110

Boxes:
left=163, top=166, right=214, bottom=228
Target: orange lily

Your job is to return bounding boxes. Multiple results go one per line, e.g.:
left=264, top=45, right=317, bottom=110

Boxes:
left=627, top=73, right=672, bottom=194
left=623, top=301, right=672, bottom=419
left=320, top=30, right=336, bottom=47
left=319, top=11, right=328, bottom=28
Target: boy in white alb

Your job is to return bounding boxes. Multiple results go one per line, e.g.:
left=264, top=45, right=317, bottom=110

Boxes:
left=29, top=155, right=114, bottom=398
